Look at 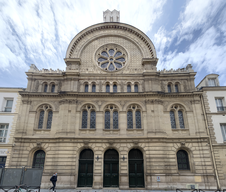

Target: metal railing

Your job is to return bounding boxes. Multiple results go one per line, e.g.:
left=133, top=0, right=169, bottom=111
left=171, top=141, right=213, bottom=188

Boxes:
left=217, top=106, right=226, bottom=112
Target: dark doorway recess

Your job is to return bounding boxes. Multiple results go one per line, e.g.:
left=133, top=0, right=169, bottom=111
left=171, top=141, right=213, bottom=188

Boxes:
left=103, top=149, right=119, bottom=187
left=78, top=149, right=94, bottom=187
left=129, top=149, right=144, bottom=188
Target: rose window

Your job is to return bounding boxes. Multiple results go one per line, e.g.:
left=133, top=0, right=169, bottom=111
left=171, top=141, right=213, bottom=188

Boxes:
left=96, top=47, right=127, bottom=72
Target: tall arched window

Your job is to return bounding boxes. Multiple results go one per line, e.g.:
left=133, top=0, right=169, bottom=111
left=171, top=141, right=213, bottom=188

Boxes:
left=81, top=104, right=96, bottom=129
left=177, top=150, right=190, bottom=170
left=113, top=84, right=117, bottom=93
left=134, top=84, right=138, bottom=92
left=170, top=111, right=176, bottom=129
left=44, top=84, right=48, bottom=92
left=170, top=104, right=186, bottom=129
left=135, top=111, right=141, bottom=128
left=178, top=110, right=184, bottom=128
left=106, top=84, right=110, bottom=92
left=82, top=110, right=88, bottom=128
left=113, top=111, right=118, bottom=129
left=32, top=150, right=45, bottom=168
left=46, top=111, right=53, bottom=129
left=127, top=104, right=142, bottom=129
left=175, top=84, right=179, bottom=92
left=37, top=104, right=53, bottom=129
left=127, top=111, right=133, bottom=129
left=85, top=84, right=88, bottom=92
left=90, top=110, right=96, bottom=128
left=127, top=84, right=131, bottom=92
left=51, top=84, right=55, bottom=92
left=92, top=84, right=96, bottom=92
left=104, top=105, right=119, bottom=129
left=105, top=111, right=110, bottom=129
left=167, top=84, right=171, bottom=93
left=38, top=110, right=45, bottom=129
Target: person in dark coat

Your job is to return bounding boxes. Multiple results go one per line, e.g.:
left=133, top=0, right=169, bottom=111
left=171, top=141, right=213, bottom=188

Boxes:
left=49, top=172, right=57, bottom=191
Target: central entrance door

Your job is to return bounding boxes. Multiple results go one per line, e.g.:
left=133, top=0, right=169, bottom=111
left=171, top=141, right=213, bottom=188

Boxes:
left=129, top=149, right=144, bottom=188
left=78, top=149, right=94, bottom=187
left=103, top=149, right=119, bottom=187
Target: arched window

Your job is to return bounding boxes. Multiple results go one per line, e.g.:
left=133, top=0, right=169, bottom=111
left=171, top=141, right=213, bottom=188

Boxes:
left=90, top=110, right=96, bottom=128
left=38, top=110, right=44, bottom=129
left=82, top=110, right=88, bottom=128
left=92, top=84, right=96, bottom=92
left=113, top=111, right=118, bottom=129
left=178, top=110, right=184, bottom=128
left=44, top=84, right=48, bottom=92
left=167, top=84, right=171, bottom=93
left=51, top=84, right=55, bottom=93
left=37, top=104, right=53, bottom=129
left=134, top=84, right=138, bottom=92
left=177, top=150, right=190, bottom=170
left=127, top=104, right=142, bottom=129
left=113, top=84, right=117, bottom=93
left=104, top=105, right=119, bottom=129
left=106, top=84, right=110, bottom=92
left=136, top=111, right=141, bottom=128
left=127, top=111, right=133, bottom=129
left=127, top=84, right=131, bottom=92
left=170, top=111, right=176, bottom=129
left=105, top=111, right=110, bottom=129
left=81, top=104, right=96, bottom=129
left=175, top=84, right=179, bottom=92
left=85, top=84, right=88, bottom=92
left=32, top=150, right=45, bottom=168
left=46, top=111, right=53, bottom=129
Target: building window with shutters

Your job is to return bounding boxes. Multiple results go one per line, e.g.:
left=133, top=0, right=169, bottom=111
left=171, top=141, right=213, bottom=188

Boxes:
left=81, top=104, right=96, bottom=129
left=0, top=124, right=9, bottom=143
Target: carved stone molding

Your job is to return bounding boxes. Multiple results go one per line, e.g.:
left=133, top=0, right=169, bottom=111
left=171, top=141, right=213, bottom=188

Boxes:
left=190, top=100, right=201, bottom=105
left=22, top=100, right=32, bottom=105
left=59, top=99, right=77, bottom=105
left=145, top=99, right=163, bottom=105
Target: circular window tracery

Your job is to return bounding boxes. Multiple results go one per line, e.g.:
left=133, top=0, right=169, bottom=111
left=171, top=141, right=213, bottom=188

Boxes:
left=96, top=45, right=127, bottom=72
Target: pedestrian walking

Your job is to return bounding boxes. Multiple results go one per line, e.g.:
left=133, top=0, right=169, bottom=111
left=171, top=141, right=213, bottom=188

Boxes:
left=49, top=172, right=57, bottom=192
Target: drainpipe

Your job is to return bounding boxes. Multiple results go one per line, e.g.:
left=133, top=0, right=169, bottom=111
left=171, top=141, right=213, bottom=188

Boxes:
left=200, top=94, right=221, bottom=190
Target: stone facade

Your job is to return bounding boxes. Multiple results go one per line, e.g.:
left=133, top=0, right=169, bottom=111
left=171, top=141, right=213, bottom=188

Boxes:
left=8, top=21, right=219, bottom=189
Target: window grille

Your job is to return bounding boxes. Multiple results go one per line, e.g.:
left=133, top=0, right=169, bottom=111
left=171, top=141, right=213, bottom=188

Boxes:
left=0, top=124, right=8, bottom=143
left=127, top=85, right=131, bottom=92
left=92, top=85, right=96, bottom=92
left=85, top=84, right=88, bottom=92
left=178, top=110, right=185, bottom=128
left=175, top=84, right=179, bottom=92
left=113, top=84, right=117, bottom=93
left=82, top=110, right=88, bottom=128
left=170, top=111, right=176, bottom=128
left=44, top=84, right=48, bottom=92
left=38, top=111, right=45, bottom=129
left=106, top=84, right=110, bottom=92
left=168, top=84, right=171, bottom=93
left=135, top=111, right=141, bottom=128
left=113, top=111, right=118, bottom=129
left=46, top=111, right=53, bottom=129
left=105, top=111, right=110, bottom=129
left=4, top=100, right=13, bottom=112
left=177, top=150, right=190, bottom=170
left=90, top=111, right=96, bottom=129
left=80, top=149, right=94, bottom=159
left=32, top=150, right=45, bottom=168
left=134, top=84, right=138, bottom=92
left=51, top=84, right=55, bottom=92
left=129, top=149, right=143, bottom=159
left=104, top=149, right=119, bottom=160
left=127, top=111, right=133, bottom=128
left=220, top=124, right=226, bottom=141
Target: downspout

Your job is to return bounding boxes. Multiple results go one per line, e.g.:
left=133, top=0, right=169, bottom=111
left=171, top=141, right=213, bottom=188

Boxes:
left=200, top=93, right=221, bottom=190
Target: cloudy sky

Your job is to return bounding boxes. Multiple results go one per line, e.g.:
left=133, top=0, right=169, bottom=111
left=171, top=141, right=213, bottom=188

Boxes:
left=0, top=0, right=226, bottom=87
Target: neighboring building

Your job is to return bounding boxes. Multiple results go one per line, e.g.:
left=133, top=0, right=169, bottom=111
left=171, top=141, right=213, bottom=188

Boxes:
left=197, top=74, right=226, bottom=188
left=10, top=10, right=218, bottom=189
left=0, top=88, right=24, bottom=167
